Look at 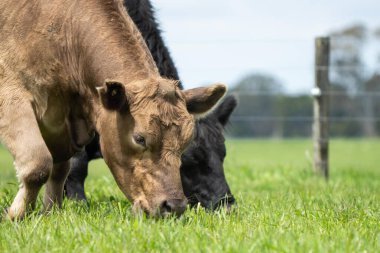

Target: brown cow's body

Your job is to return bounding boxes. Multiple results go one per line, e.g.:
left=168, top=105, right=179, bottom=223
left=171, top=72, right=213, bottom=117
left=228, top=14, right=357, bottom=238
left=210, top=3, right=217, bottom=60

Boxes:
left=0, top=0, right=156, bottom=160
left=0, top=0, right=226, bottom=219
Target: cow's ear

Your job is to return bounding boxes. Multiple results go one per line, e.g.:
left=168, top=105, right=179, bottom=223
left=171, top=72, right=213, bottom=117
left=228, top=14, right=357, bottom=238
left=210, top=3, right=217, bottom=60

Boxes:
left=212, top=95, right=238, bottom=126
left=183, top=84, right=226, bottom=114
left=97, top=81, right=127, bottom=110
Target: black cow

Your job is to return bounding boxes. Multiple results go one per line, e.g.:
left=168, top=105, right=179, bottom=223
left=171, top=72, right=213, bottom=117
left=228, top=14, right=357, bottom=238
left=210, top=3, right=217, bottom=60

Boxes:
left=64, top=0, right=237, bottom=209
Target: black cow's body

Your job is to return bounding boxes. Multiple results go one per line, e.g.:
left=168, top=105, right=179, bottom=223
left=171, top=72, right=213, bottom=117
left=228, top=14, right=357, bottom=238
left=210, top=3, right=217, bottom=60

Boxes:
left=64, top=0, right=237, bottom=209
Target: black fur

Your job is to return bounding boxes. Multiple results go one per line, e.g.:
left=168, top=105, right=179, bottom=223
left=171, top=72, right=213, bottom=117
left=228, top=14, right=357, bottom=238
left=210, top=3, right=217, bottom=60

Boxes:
left=124, top=0, right=182, bottom=87
left=64, top=0, right=237, bottom=209
left=181, top=96, right=237, bottom=209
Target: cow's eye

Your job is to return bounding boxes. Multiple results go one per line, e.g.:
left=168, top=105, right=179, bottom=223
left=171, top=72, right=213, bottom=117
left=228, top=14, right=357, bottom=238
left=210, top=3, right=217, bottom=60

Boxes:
left=133, top=134, right=146, bottom=147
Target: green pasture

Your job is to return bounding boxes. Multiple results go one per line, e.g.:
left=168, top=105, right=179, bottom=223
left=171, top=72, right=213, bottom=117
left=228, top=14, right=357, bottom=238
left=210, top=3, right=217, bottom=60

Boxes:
left=0, top=139, right=379, bottom=252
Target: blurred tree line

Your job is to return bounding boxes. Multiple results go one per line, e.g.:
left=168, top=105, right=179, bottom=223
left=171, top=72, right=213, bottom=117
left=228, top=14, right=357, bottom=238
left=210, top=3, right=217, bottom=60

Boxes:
left=228, top=24, right=380, bottom=138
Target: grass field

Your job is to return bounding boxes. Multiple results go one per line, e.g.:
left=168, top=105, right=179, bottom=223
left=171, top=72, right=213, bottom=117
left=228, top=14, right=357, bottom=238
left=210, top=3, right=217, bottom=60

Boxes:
left=0, top=139, right=379, bottom=252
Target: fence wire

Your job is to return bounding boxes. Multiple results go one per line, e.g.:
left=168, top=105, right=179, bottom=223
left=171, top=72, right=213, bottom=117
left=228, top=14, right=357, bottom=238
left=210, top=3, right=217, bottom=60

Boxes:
left=228, top=91, right=380, bottom=137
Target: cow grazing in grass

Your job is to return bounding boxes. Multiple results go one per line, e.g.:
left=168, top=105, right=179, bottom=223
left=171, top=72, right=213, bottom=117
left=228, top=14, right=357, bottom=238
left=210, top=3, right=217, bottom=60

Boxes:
left=0, top=0, right=226, bottom=219
left=180, top=95, right=237, bottom=209
left=64, top=0, right=237, bottom=210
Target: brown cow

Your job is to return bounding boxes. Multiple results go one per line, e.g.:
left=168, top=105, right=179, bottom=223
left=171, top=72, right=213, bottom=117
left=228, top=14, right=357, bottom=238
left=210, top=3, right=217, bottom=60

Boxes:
left=0, top=0, right=226, bottom=219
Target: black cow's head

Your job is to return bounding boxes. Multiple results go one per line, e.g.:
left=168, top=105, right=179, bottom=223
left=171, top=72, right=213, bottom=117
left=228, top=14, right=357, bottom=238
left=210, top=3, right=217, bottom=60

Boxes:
left=180, top=95, right=237, bottom=210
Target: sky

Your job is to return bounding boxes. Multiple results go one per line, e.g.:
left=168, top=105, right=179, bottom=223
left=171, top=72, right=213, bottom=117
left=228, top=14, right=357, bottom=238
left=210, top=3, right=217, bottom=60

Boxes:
left=151, top=0, right=380, bottom=93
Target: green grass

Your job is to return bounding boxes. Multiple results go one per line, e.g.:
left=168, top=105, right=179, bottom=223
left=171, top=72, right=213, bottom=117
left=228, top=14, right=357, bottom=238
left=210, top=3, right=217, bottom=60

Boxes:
left=0, top=139, right=379, bottom=252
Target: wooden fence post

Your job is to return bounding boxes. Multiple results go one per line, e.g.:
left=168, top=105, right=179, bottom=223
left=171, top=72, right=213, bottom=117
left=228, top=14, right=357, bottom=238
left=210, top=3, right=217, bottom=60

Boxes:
left=312, top=37, right=330, bottom=179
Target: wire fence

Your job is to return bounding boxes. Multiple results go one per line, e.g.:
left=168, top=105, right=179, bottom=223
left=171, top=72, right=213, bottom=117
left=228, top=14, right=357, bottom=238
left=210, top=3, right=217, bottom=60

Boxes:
left=227, top=91, right=380, bottom=138
left=231, top=116, right=380, bottom=122
left=170, top=35, right=380, bottom=138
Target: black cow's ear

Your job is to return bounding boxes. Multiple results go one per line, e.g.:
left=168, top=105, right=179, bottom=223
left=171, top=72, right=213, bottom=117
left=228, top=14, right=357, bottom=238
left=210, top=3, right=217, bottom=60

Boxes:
left=213, top=95, right=238, bottom=126
left=97, top=81, right=127, bottom=110
left=183, top=84, right=226, bottom=114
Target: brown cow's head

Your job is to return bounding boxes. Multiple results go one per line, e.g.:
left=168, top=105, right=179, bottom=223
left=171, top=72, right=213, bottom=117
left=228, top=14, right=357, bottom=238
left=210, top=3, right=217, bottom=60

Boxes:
left=96, top=78, right=226, bottom=217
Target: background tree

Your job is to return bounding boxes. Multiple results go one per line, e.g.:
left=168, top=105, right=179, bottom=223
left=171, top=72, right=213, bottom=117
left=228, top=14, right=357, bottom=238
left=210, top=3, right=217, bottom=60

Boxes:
left=226, top=24, right=380, bottom=138
left=329, top=24, right=379, bottom=137
left=229, top=73, right=312, bottom=138
left=229, top=73, right=284, bottom=137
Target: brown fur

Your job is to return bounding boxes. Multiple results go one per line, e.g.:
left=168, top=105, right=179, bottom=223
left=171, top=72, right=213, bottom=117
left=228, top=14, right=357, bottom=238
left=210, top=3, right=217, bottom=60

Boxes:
left=0, top=0, right=226, bottom=219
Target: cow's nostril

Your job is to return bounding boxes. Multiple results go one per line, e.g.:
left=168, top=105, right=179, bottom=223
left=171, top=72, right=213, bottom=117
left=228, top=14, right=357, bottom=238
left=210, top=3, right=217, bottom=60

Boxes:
left=160, top=200, right=172, bottom=213
left=159, top=198, right=187, bottom=217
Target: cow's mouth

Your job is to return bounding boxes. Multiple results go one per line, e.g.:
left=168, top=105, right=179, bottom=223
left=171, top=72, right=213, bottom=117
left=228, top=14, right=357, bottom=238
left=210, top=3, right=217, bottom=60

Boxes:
left=187, top=193, right=235, bottom=210
left=214, top=194, right=235, bottom=211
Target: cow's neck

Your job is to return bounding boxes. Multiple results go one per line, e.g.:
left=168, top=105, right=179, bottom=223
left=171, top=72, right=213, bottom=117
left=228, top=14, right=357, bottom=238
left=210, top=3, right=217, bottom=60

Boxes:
left=55, top=0, right=161, bottom=146
left=61, top=0, right=159, bottom=91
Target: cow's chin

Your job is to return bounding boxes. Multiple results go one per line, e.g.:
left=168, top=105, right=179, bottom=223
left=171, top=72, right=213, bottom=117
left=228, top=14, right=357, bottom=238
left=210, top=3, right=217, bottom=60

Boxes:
left=108, top=170, right=161, bottom=217
left=131, top=199, right=148, bottom=215
left=131, top=196, right=185, bottom=218
left=131, top=198, right=160, bottom=217
left=106, top=163, right=187, bottom=217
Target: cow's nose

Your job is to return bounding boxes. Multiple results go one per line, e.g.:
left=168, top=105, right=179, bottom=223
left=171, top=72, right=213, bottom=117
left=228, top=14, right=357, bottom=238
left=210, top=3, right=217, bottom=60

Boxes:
left=159, top=198, right=187, bottom=217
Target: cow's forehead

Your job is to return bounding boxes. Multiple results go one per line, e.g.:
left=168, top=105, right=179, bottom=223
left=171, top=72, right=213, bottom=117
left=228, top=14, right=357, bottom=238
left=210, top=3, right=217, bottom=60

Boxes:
left=130, top=89, right=190, bottom=123
left=127, top=78, right=180, bottom=99
left=130, top=98, right=194, bottom=147
left=132, top=100, right=194, bottom=130
left=125, top=79, right=193, bottom=145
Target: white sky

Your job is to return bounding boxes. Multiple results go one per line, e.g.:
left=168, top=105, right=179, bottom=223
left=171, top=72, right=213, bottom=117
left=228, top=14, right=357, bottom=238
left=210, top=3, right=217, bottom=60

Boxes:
left=152, top=0, right=380, bottom=93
